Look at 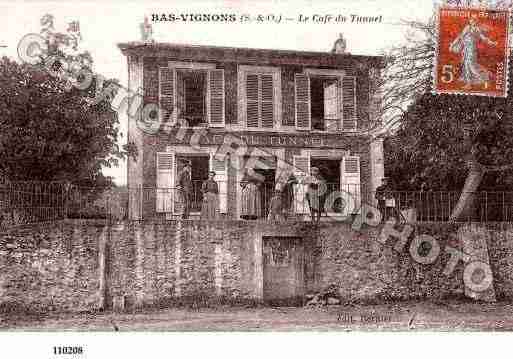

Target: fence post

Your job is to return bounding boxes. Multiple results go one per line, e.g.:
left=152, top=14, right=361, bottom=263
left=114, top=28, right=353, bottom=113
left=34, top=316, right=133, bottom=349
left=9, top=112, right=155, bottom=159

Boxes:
left=139, top=183, right=143, bottom=220
left=98, top=226, right=109, bottom=310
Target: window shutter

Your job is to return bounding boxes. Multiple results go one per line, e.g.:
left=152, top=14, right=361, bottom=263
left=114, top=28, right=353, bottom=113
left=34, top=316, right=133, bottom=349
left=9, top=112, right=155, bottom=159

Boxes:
left=342, top=76, right=357, bottom=130
left=293, top=155, right=310, bottom=214
left=176, top=71, right=185, bottom=120
left=246, top=73, right=259, bottom=128
left=210, top=155, right=228, bottom=213
left=324, top=80, right=338, bottom=120
left=340, top=156, right=361, bottom=215
left=156, top=152, right=174, bottom=213
left=261, top=74, right=274, bottom=128
left=295, top=74, right=311, bottom=130
left=208, top=69, right=225, bottom=127
left=159, top=67, right=176, bottom=123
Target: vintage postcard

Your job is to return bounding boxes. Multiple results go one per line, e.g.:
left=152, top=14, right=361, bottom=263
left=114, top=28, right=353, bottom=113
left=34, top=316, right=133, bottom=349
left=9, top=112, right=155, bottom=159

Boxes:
left=1, top=0, right=513, bottom=358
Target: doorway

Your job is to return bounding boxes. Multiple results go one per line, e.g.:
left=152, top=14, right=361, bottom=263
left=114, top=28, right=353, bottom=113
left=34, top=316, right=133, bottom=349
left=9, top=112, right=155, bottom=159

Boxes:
left=176, top=154, right=209, bottom=212
left=310, top=158, right=343, bottom=213
left=243, top=155, right=277, bottom=219
left=262, top=236, right=305, bottom=306
left=254, top=168, right=276, bottom=218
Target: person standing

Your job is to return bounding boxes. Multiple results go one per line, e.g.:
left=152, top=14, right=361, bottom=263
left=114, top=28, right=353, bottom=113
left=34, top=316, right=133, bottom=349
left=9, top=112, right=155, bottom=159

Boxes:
left=177, top=160, right=193, bottom=219
left=200, top=171, right=219, bottom=220
left=375, top=177, right=392, bottom=222
left=240, top=169, right=262, bottom=220
left=267, top=183, right=283, bottom=221
left=281, top=172, right=298, bottom=219
left=304, top=167, right=327, bottom=225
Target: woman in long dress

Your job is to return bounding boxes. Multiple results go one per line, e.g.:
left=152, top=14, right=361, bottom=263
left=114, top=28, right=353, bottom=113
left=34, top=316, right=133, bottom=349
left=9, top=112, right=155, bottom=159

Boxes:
left=449, top=16, right=497, bottom=89
left=281, top=172, right=298, bottom=219
left=200, top=171, right=219, bottom=220
left=240, top=169, right=262, bottom=220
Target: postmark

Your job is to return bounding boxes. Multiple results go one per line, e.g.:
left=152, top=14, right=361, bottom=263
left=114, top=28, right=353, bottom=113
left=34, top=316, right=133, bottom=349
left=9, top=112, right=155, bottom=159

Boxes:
left=433, top=6, right=511, bottom=97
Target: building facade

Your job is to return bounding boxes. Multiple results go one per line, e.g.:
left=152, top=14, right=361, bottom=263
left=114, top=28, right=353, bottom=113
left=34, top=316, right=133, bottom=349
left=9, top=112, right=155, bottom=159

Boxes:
left=118, top=40, right=385, bottom=220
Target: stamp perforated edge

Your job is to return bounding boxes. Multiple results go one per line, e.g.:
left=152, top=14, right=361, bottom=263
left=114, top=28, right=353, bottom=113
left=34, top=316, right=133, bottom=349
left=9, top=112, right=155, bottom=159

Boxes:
left=432, top=5, right=512, bottom=98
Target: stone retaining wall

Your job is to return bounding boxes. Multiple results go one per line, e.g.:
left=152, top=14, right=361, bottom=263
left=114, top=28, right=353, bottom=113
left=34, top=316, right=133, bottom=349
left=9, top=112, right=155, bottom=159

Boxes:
left=0, top=220, right=512, bottom=312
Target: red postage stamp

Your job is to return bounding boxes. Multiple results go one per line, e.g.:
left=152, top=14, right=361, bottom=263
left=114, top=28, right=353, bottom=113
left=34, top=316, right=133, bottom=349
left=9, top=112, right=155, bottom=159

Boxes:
left=434, top=7, right=511, bottom=97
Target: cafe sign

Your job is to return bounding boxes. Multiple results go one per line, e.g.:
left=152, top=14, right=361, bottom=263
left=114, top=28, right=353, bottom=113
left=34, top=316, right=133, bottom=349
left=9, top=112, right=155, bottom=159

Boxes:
left=158, top=127, right=361, bottom=149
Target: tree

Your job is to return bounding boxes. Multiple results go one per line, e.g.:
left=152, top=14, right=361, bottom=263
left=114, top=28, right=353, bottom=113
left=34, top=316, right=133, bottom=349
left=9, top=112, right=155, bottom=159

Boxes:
left=379, top=12, right=513, bottom=221
left=0, top=15, right=125, bottom=187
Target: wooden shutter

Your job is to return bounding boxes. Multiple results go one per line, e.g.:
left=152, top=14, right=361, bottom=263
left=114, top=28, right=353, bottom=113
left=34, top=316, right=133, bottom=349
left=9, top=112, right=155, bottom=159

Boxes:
left=295, top=74, right=311, bottom=130
left=342, top=76, right=357, bottom=130
left=208, top=69, right=225, bottom=127
left=173, top=161, right=185, bottom=215
left=246, top=73, right=259, bottom=128
left=293, top=155, right=310, bottom=214
left=156, top=152, right=174, bottom=213
left=159, top=67, right=176, bottom=123
left=324, top=79, right=338, bottom=119
left=261, top=74, right=274, bottom=128
left=175, top=70, right=184, bottom=120
left=340, top=156, right=361, bottom=215
left=210, top=155, right=228, bottom=213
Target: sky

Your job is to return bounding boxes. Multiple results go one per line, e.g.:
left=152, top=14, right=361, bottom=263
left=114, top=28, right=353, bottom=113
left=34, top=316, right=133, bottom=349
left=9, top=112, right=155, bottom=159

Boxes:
left=0, top=0, right=436, bottom=185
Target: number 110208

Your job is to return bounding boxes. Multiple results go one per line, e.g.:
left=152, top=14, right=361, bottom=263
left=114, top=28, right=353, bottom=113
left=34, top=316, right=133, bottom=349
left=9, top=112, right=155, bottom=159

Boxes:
left=53, top=346, right=84, bottom=355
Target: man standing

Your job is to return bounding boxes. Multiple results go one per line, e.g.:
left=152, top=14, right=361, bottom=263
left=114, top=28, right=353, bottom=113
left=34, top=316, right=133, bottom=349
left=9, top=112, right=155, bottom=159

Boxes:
left=304, top=167, right=327, bottom=225
left=375, top=177, right=391, bottom=221
left=177, top=160, right=193, bottom=219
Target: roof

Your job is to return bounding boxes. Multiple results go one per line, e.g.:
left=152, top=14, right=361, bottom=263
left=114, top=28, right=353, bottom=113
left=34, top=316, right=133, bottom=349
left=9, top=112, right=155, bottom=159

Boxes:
left=117, top=41, right=385, bottom=68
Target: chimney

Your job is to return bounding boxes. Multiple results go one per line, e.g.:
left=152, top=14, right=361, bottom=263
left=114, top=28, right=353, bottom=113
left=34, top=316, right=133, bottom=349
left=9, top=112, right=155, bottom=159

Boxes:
left=331, top=33, right=347, bottom=54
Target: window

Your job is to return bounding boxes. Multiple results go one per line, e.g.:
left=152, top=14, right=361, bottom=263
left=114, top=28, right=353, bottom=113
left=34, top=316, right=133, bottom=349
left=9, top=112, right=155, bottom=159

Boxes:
left=238, top=65, right=281, bottom=128
left=310, top=77, right=339, bottom=131
left=295, top=70, right=357, bottom=131
left=159, top=64, right=225, bottom=127
left=177, top=70, right=207, bottom=127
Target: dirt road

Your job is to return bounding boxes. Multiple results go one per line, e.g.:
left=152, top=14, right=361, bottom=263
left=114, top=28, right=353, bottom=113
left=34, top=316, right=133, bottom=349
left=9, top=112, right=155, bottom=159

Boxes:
left=3, top=300, right=513, bottom=331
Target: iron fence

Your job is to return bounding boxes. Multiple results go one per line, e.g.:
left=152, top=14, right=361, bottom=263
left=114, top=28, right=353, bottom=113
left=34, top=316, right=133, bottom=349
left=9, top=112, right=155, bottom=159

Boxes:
left=1, top=181, right=513, bottom=228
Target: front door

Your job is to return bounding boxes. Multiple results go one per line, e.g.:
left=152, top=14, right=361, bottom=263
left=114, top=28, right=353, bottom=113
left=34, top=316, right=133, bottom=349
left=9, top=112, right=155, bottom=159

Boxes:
left=263, top=236, right=304, bottom=306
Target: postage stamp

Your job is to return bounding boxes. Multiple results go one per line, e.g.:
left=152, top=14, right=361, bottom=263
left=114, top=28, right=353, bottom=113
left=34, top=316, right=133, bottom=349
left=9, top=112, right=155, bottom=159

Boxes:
left=434, top=6, right=511, bottom=97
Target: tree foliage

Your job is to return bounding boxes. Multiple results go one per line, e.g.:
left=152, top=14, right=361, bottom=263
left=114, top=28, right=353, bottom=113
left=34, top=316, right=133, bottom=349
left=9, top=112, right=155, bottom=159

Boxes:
left=385, top=93, right=513, bottom=191
left=0, top=14, right=124, bottom=187
left=380, top=12, right=513, bottom=220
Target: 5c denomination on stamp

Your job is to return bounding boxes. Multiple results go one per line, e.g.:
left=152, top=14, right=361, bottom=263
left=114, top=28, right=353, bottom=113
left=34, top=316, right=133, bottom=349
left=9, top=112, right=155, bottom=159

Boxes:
left=434, top=7, right=511, bottom=97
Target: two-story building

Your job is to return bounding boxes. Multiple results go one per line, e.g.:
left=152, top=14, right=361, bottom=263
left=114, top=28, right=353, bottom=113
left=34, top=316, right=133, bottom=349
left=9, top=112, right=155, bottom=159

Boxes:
left=118, top=36, right=385, bottom=220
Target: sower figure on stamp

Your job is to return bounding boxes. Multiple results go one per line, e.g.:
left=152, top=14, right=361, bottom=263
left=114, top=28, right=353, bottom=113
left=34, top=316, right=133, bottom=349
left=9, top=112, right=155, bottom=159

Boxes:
left=177, top=160, right=193, bottom=219
left=449, top=15, right=497, bottom=90
left=304, top=167, right=327, bottom=225
left=200, top=171, right=219, bottom=220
